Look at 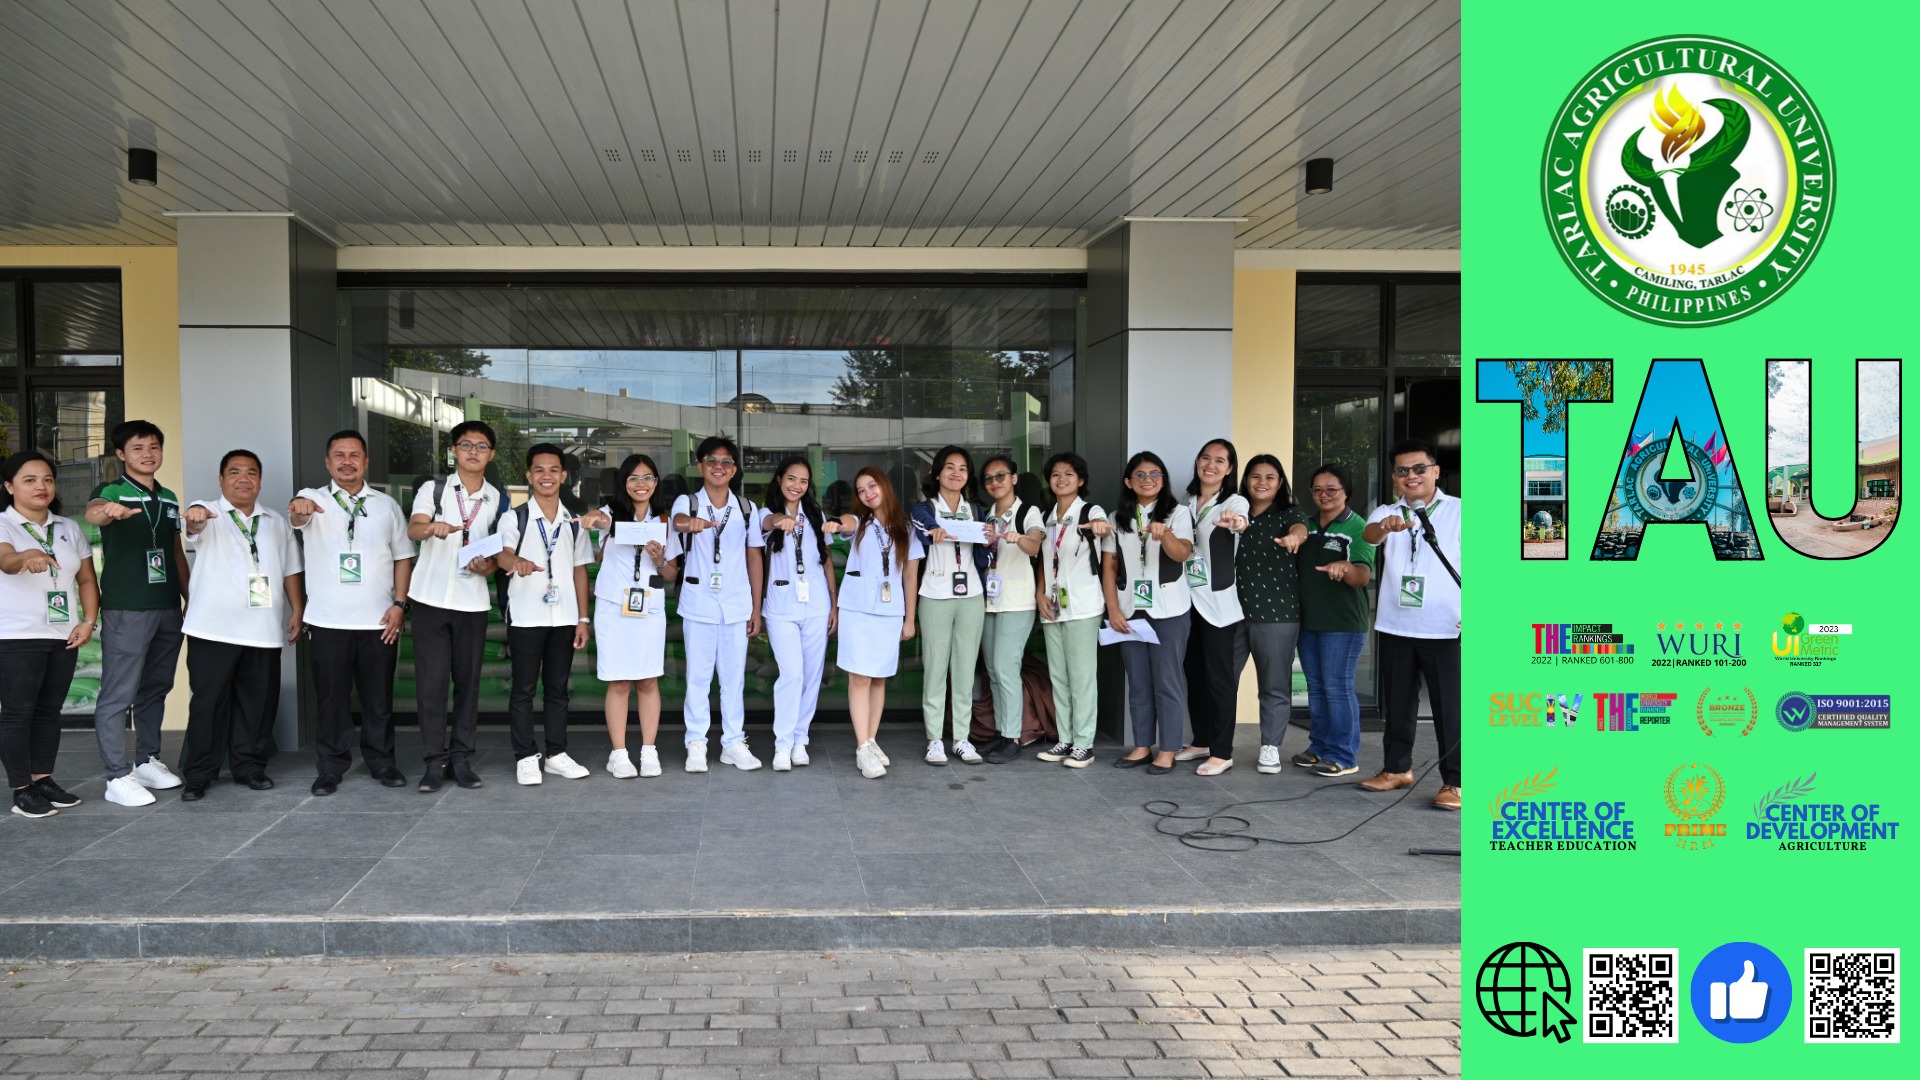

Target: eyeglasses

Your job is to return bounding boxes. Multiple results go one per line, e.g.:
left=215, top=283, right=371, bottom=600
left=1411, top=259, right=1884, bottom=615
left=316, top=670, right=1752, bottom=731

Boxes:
left=453, top=440, right=492, bottom=452
left=624, top=475, right=658, bottom=486
left=1310, top=486, right=1345, bottom=496
left=1392, top=463, right=1436, bottom=478
left=982, top=471, right=1013, bottom=484
left=701, top=456, right=737, bottom=469
left=1130, top=470, right=1164, bottom=482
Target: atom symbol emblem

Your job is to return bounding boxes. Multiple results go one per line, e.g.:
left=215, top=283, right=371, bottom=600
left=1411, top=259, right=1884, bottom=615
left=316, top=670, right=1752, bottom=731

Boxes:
left=1606, top=184, right=1657, bottom=239
left=1724, top=187, right=1774, bottom=233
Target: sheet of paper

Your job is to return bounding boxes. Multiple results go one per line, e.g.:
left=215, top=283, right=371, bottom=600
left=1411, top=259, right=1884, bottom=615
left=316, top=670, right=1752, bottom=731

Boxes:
left=1098, top=619, right=1161, bottom=646
left=934, top=519, right=989, bottom=544
left=456, top=532, right=504, bottom=564
left=614, top=520, right=668, bottom=547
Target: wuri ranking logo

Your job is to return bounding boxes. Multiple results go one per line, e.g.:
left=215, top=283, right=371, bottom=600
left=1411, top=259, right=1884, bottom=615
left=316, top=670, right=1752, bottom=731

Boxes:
left=1542, top=36, right=1833, bottom=325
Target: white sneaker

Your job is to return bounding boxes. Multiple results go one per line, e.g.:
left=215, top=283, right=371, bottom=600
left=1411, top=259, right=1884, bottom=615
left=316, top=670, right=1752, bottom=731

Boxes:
left=685, top=742, right=708, bottom=773
left=105, top=775, right=156, bottom=807
left=639, top=746, right=662, bottom=778
left=131, top=757, right=182, bottom=790
left=856, top=742, right=887, bottom=779
left=607, top=749, right=638, bottom=779
left=866, top=739, right=891, bottom=767
left=790, top=745, right=810, bottom=767
left=772, top=751, right=792, bottom=772
left=954, top=740, right=983, bottom=765
left=516, top=757, right=543, bottom=785
left=925, top=740, right=948, bottom=766
left=1257, top=745, right=1283, bottom=774
left=719, top=743, right=763, bottom=771
left=543, top=752, right=589, bottom=779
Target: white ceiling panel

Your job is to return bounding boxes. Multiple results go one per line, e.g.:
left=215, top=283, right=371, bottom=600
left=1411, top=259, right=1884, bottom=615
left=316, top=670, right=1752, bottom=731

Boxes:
left=0, top=0, right=1458, bottom=250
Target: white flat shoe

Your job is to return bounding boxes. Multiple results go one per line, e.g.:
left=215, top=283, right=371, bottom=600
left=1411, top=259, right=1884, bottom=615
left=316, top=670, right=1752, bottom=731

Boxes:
left=1196, top=759, right=1234, bottom=777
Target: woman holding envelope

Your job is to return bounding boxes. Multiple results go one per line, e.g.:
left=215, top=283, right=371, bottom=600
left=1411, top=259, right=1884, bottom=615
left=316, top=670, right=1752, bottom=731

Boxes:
left=757, top=457, right=841, bottom=772
left=831, top=468, right=924, bottom=779
left=908, top=446, right=989, bottom=766
left=1035, top=452, right=1111, bottom=768
left=1101, top=451, right=1194, bottom=774
left=579, top=454, right=680, bottom=779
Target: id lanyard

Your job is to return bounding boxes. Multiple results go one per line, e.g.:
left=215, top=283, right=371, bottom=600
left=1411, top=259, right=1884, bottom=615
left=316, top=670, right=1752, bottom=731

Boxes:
left=1049, top=512, right=1075, bottom=609
left=1187, top=494, right=1219, bottom=586
left=534, top=513, right=563, bottom=604
left=871, top=520, right=896, bottom=605
left=704, top=500, right=733, bottom=591
left=229, top=508, right=273, bottom=609
left=451, top=484, right=485, bottom=546
left=1397, top=499, right=1428, bottom=608
left=790, top=511, right=812, bottom=602
left=330, top=486, right=369, bottom=548
left=1131, top=507, right=1155, bottom=611
left=622, top=518, right=657, bottom=618
left=130, top=477, right=168, bottom=583
left=20, top=520, right=68, bottom=624
left=937, top=497, right=971, bottom=597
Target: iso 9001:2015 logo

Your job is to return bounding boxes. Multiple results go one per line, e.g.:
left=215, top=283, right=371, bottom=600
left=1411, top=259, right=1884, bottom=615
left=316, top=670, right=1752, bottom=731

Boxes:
left=1542, top=36, right=1833, bottom=326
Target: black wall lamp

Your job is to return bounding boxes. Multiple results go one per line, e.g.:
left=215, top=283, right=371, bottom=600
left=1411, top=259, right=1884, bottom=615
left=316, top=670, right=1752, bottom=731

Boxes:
left=128, top=147, right=158, bottom=186
left=1305, top=157, right=1334, bottom=195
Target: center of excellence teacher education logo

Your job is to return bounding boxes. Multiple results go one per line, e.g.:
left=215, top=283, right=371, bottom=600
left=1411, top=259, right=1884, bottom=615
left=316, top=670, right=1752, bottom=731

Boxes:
left=1541, top=35, right=1833, bottom=325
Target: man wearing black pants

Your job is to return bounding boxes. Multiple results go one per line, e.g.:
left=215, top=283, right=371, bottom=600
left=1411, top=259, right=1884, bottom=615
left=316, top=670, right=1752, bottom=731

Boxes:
left=288, top=430, right=415, bottom=796
left=1358, top=440, right=1463, bottom=811
left=405, top=421, right=502, bottom=792
left=178, top=450, right=303, bottom=800
left=498, top=445, right=594, bottom=785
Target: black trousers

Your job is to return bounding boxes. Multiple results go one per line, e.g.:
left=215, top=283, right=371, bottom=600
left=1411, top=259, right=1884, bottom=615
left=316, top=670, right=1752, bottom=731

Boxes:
left=0, top=639, right=76, bottom=789
left=308, top=624, right=399, bottom=778
left=1183, top=612, right=1248, bottom=760
left=411, top=602, right=489, bottom=769
left=508, top=624, right=575, bottom=760
left=182, top=637, right=280, bottom=783
left=1378, top=631, right=1462, bottom=786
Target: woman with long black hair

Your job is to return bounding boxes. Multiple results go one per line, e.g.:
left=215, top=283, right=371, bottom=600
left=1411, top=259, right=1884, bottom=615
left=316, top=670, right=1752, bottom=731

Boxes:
left=1102, top=451, right=1194, bottom=773
left=1035, top=452, right=1112, bottom=767
left=758, top=457, right=842, bottom=771
left=831, top=468, right=924, bottom=779
left=1180, top=438, right=1251, bottom=775
left=0, top=451, right=99, bottom=818
left=581, top=454, right=679, bottom=779
left=909, top=445, right=988, bottom=766
left=1234, top=454, right=1311, bottom=774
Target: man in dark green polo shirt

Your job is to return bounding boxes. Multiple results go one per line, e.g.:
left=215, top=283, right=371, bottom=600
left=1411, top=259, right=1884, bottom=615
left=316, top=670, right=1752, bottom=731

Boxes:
left=84, top=420, right=191, bottom=808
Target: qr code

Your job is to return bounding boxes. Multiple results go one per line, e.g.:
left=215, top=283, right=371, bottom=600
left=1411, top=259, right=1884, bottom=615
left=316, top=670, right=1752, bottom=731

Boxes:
left=1582, top=948, right=1677, bottom=1042
left=1806, top=949, right=1900, bottom=1043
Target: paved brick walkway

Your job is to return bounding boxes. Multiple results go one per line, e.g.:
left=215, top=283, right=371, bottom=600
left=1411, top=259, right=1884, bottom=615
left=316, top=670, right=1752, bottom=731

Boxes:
left=0, top=947, right=1460, bottom=1078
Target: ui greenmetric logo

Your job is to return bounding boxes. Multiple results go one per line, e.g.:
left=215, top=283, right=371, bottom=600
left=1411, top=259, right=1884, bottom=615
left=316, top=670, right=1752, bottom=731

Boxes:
left=1542, top=35, right=1833, bottom=325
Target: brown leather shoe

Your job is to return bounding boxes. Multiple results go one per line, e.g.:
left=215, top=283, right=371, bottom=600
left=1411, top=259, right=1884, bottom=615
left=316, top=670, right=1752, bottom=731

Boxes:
left=1357, top=770, right=1415, bottom=792
left=1432, top=786, right=1462, bottom=811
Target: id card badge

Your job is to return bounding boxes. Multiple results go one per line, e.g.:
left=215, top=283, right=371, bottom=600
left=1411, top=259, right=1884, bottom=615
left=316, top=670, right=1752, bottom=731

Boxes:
left=984, top=574, right=1002, bottom=599
left=708, top=571, right=724, bottom=593
left=1398, top=574, right=1426, bottom=608
left=623, top=587, right=650, bottom=618
left=46, top=591, right=70, bottom=625
left=247, top=573, right=273, bottom=609
left=145, top=548, right=168, bottom=585
left=881, top=581, right=893, bottom=605
left=338, top=552, right=363, bottom=584
left=1184, top=557, right=1208, bottom=587
left=951, top=571, right=969, bottom=597
left=795, top=578, right=812, bottom=604
left=542, top=584, right=561, bottom=605
left=1132, top=579, right=1155, bottom=609
left=1056, top=585, right=1070, bottom=610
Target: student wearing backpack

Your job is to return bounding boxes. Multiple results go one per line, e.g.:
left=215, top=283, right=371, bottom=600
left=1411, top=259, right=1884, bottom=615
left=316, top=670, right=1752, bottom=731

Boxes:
left=977, top=455, right=1044, bottom=764
left=1035, top=452, right=1111, bottom=768
left=830, top=467, right=923, bottom=779
left=578, top=454, right=679, bottom=779
left=670, top=435, right=765, bottom=772
left=498, top=444, right=595, bottom=786
left=757, top=457, right=843, bottom=772
left=406, top=420, right=503, bottom=792
left=1102, top=451, right=1195, bottom=774
left=909, top=446, right=989, bottom=767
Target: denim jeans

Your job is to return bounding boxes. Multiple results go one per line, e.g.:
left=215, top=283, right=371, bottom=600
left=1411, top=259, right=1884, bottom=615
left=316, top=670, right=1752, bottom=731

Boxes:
left=1297, top=629, right=1365, bottom=768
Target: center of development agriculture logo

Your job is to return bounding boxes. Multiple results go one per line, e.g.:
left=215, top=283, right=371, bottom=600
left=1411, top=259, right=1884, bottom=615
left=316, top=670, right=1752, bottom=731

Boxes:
left=1542, top=35, right=1833, bottom=325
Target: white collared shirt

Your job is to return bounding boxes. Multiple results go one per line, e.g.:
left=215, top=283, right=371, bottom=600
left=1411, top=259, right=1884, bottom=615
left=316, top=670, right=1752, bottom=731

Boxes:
left=293, top=482, right=413, bottom=631
left=1188, top=490, right=1249, bottom=626
left=1102, top=504, right=1195, bottom=620
left=182, top=497, right=301, bottom=649
left=1368, top=490, right=1462, bottom=639
left=592, top=507, right=681, bottom=603
left=0, top=508, right=91, bottom=640
left=1039, top=498, right=1108, bottom=622
left=498, top=500, right=596, bottom=628
left=918, top=496, right=982, bottom=600
left=836, top=517, right=925, bottom=617
left=756, top=504, right=833, bottom=621
left=408, top=476, right=503, bottom=613
left=671, top=489, right=763, bottom=624
left=984, top=499, right=1043, bottom=614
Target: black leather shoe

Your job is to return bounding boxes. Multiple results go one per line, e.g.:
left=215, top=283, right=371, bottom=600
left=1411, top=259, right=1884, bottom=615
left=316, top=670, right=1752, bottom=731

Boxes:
left=984, top=738, right=1024, bottom=765
left=372, top=765, right=407, bottom=788
left=451, top=761, right=484, bottom=789
left=1112, top=753, right=1151, bottom=769
left=1145, top=762, right=1174, bottom=775
left=311, top=775, right=340, bottom=797
left=238, top=774, right=275, bottom=791
left=180, top=781, right=209, bottom=802
left=417, top=770, right=443, bottom=793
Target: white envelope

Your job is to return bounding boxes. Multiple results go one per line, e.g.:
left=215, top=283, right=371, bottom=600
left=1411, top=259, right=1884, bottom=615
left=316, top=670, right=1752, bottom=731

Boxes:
left=456, top=532, right=504, bottom=564
left=614, top=520, right=668, bottom=547
left=934, top=519, right=989, bottom=544
left=1098, top=619, right=1161, bottom=646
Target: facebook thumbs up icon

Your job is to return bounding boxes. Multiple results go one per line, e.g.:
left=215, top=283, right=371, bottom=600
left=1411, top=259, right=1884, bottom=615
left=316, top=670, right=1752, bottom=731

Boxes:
left=1710, top=960, right=1768, bottom=1021
left=1692, top=943, right=1790, bottom=1043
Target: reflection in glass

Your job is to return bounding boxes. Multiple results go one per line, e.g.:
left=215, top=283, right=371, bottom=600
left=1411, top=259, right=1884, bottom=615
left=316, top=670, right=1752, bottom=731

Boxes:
left=1297, top=284, right=1381, bottom=367
left=32, top=281, right=123, bottom=366
left=1393, top=284, right=1462, bottom=367
left=1294, top=386, right=1382, bottom=709
left=32, top=388, right=125, bottom=510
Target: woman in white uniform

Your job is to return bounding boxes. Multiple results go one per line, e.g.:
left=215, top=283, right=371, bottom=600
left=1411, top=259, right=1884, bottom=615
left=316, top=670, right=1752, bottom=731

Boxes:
left=757, top=457, right=842, bottom=772
left=908, top=446, right=988, bottom=766
left=1180, top=438, right=1251, bottom=775
left=978, top=455, right=1045, bottom=764
left=1035, top=452, right=1111, bottom=767
left=579, top=454, right=679, bottom=779
left=671, top=435, right=766, bottom=772
left=1102, top=451, right=1195, bottom=774
left=831, top=467, right=923, bottom=779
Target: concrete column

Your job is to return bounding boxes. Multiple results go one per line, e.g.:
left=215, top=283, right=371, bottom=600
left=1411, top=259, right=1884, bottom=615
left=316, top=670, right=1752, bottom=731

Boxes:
left=176, top=215, right=338, bottom=753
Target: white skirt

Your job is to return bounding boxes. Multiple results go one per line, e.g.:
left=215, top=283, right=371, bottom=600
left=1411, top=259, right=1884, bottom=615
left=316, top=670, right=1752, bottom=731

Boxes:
left=594, top=598, right=667, bottom=681
left=836, top=609, right=904, bottom=677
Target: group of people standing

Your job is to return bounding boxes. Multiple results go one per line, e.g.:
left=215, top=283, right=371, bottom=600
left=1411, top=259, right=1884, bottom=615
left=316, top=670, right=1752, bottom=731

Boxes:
left=0, top=420, right=1461, bottom=819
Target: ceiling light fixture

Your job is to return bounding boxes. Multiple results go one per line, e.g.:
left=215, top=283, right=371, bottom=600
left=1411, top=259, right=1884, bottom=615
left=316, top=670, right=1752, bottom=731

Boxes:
left=1305, top=157, right=1334, bottom=195
left=128, top=147, right=158, bottom=186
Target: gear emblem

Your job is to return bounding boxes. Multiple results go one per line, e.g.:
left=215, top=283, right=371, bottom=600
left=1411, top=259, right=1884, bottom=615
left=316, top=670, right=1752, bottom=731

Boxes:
left=1606, top=184, right=1657, bottom=239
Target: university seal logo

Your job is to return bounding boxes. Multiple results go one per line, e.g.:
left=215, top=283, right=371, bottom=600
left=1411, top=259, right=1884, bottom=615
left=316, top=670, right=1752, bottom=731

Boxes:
left=1541, top=36, right=1832, bottom=326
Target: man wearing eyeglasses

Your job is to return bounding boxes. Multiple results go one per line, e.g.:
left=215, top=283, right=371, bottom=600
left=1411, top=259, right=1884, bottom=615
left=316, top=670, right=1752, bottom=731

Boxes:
left=1357, top=439, right=1462, bottom=811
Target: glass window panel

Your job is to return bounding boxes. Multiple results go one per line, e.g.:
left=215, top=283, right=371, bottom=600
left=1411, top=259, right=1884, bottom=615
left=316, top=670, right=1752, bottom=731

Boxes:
left=1393, top=282, right=1462, bottom=367
left=1296, top=283, right=1381, bottom=367
left=0, top=393, right=20, bottom=454
left=32, top=281, right=123, bottom=366
left=1, top=285, right=17, bottom=367
left=32, top=387, right=125, bottom=512
left=1294, top=385, right=1382, bottom=710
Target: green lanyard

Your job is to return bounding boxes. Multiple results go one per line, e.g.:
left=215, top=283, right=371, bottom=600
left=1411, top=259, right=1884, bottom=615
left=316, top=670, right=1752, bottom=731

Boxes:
left=19, top=520, right=59, bottom=585
left=1135, top=506, right=1151, bottom=568
left=330, top=487, right=369, bottom=547
left=228, top=509, right=262, bottom=571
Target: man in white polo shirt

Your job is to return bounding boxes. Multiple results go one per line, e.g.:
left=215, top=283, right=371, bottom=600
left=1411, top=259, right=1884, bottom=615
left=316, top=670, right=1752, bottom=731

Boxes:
left=288, top=430, right=414, bottom=796
left=1358, top=438, right=1462, bottom=811
left=178, top=449, right=304, bottom=801
left=497, top=444, right=595, bottom=786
